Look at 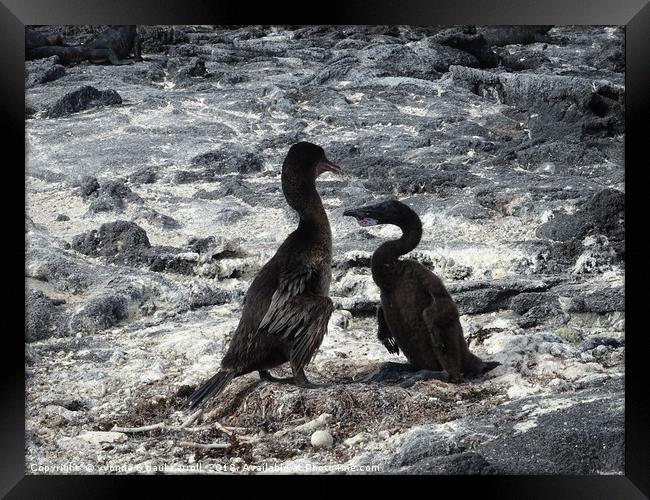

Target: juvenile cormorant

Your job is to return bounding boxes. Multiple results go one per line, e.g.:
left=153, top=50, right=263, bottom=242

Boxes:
left=343, top=200, right=499, bottom=384
left=189, top=142, right=342, bottom=408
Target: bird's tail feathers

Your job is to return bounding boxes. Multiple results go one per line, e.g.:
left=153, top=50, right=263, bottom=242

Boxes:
left=188, top=370, right=236, bottom=409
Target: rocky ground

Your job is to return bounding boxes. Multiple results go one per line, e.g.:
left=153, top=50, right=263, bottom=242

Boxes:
left=25, top=25, right=625, bottom=475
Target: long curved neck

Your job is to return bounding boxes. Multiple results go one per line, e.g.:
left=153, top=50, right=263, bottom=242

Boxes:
left=284, top=176, right=331, bottom=243
left=297, top=189, right=330, bottom=237
left=371, top=214, right=422, bottom=289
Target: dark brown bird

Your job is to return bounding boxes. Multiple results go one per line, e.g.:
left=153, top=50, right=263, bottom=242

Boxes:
left=343, top=200, right=498, bottom=384
left=189, top=142, right=342, bottom=409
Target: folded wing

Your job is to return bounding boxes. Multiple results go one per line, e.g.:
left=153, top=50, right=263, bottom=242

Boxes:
left=257, top=265, right=334, bottom=371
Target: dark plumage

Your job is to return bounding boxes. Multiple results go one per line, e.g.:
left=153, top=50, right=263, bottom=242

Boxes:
left=189, top=142, right=342, bottom=408
left=343, top=200, right=498, bottom=383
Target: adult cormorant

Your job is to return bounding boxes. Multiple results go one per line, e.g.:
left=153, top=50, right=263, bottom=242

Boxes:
left=189, top=142, right=341, bottom=408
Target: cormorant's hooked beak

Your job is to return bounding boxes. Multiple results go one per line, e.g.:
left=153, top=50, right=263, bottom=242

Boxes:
left=343, top=206, right=379, bottom=227
left=317, top=159, right=343, bottom=177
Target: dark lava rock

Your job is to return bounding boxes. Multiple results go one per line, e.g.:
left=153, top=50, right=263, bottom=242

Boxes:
left=562, top=287, right=624, bottom=314
left=186, top=236, right=244, bottom=259
left=478, top=25, right=552, bottom=46
left=447, top=203, right=492, bottom=220
left=512, top=140, right=607, bottom=173
left=388, top=427, right=463, bottom=468
left=510, top=292, right=559, bottom=315
left=339, top=156, right=404, bottom=181
left=536, top=189, right=625, bottom=243
left=167, top=43, right=215, bottom=59
left=445, top=265, right=473, bottom=281
left=139, top=25, right=189, bottom=54
left=27, top=255, right=94, bottom=295
left=219, top=72, right=248, bottom=85
left=71, top=220, right=151, bottom=259
left=544, top=240, right=583, bottom=272
left=68, top=293, right=129, bottom=334
left=71, top=221, right=199, bottom=275
left=174, top=170, right=201, bottom=184
left=26, top=26, right=56, bottom=51
left=46, top=86, right=122, bottom=118
left=535, top=213, right=589, bottom=242
left=186, top=58, right=207, bottom=77
left=447, top=279, right=550, bottom=314
left=309, top=44, right=450, bottom=85
left=129, top=166, right=158, bottom=185
left=146, top=63, right=166, bottom=82
left=581, top=336, right=624, bottom=351
left=78, top=177, right=141, bottom=213
left=79, top=175, right=100, bottom=199
left=189, top=287, right=239, bottom=309
left=25, top=56, right=66, bottom=88
left=586, top=34, right=625, bottom=73
left=582, top=188, right=625, bottom=240
left=478, top=379, right=624, bottom=474
left=517, top=302, right=567, bottom=328
left=187, top=237, right=218, bottom=254
left=365, top=164, right=478, bottom=196
left=27, top=228, right=110, bottom=294
left=147, top=252, right=197, bottom=275
left=55, top=214, right=70, bottom=222
left=399, top=452, right=499, bottom=475
left=513, top=240, right=583, bottom=275
left=25, top=288, right=67, bottom=342
left=380, top=377, right=624, bottom=474
left=410, top=40, right=481, bottom=72
left=193, top=178, right=259, bottom=205
left=432, top=26, right=498, bottom=67
left=475, top=188, right=531, bottom=216
left=189, top=148, right=264, bottom=176
left=448, top=67, right=624, bottom=139
left=498, top=51, right=550, bottom=71
left=172, top=57, right=209, bottom=84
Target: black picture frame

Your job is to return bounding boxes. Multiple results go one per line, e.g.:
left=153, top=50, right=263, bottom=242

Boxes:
left=5, top=0, right=647, bottom=496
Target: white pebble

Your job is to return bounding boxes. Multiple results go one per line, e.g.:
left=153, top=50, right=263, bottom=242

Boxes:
left=311, top=430, right=333, bottom=448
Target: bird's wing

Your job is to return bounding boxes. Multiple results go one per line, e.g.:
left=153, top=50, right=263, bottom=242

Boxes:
left=404, top=261, right=460, bottom=350
left=258, top=264, right=313, bottom=333
left=377, top=305, right=399, bottom=355
left=258, top=264, right=334, bottom=370
left=404, top=261, right=454, bottom=304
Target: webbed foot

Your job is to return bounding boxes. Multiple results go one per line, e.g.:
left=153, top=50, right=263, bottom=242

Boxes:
left=359, top=361, right=417, bottom=383
left=292, top=369, right=323, bottom=388
left=464, top=360, right=501, bottom=379
left=258, top=370, right=322, bottom=388
left=399, top=369, right=450, bottom=388
left=259, top=370, right=286, bottom=383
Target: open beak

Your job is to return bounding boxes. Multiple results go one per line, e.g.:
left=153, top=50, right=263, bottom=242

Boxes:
left=343, top=206, right=379, bottom=227
left=317, top=159, right=343, bottom=176
left=343, top=207, right=366, bottom=218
